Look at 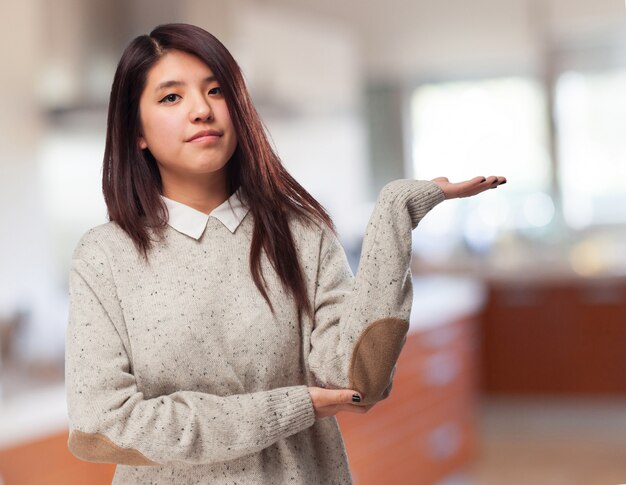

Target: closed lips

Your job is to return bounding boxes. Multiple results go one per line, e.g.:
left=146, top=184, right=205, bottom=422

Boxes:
left=187, top=130, right=222, bottom=141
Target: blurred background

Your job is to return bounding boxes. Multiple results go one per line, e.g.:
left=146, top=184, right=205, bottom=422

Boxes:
left=1, top=0, right=626, bottom=483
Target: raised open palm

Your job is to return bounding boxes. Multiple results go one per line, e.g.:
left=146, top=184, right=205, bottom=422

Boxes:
left=431, top=175, right=506, bottom=199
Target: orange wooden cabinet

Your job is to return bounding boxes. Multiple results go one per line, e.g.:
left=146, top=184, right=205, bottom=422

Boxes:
left=337, top=317, right=479, bottom=485
left=480, top=277, right=626, bottom=394
left=0, top=431, right=114, bottom=485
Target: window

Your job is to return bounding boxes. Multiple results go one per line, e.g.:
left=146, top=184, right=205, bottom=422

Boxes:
left=555, top=68, right=626, bottom=228
left=409, top=77, right=553, bottom=261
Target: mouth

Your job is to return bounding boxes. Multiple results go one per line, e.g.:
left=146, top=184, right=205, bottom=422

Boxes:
left=186, top=129, right=223, bottom=143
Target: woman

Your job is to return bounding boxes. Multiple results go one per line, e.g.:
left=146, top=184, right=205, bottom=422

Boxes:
left=65, top=23, right=505, bottom=484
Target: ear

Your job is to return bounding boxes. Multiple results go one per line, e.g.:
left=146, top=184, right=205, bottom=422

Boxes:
left=138, top=135, right=148, bottom=150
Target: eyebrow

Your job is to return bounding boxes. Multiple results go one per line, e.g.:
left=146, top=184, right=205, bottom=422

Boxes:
left=154, top=75, right=217, bottom=92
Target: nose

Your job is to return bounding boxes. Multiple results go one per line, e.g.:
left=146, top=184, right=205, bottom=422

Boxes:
left=189, top=95, right=213, bottom=122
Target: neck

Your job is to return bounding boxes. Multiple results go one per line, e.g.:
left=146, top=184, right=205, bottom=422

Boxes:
left=160, top=169, right=230, bottom=215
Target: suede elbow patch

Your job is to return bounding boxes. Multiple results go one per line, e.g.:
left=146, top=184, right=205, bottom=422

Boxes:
left=68, top=429, right=158, bottom=466
left=348, top=318, right=409, bottom=403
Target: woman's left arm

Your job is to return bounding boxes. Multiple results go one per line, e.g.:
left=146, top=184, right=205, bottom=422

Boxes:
left=307, top=176, right=505, bottom=407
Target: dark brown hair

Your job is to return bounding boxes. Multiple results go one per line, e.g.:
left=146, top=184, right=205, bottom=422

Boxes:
left=102, top=22, right=337, bottom=323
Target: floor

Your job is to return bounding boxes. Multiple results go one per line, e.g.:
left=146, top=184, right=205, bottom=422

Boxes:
left=448, top=395, right=626, bottom=485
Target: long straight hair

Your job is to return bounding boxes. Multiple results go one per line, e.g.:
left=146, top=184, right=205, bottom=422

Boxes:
left=103, top=23, right=337, bottom=323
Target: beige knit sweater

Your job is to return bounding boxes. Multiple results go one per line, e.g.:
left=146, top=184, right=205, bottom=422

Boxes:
left=65, top=178, right=445, bottom=484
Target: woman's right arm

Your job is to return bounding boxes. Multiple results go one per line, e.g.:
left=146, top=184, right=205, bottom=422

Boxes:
left=65, top=244, right=316, bottom=467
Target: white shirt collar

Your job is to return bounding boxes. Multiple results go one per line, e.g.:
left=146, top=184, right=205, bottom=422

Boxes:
left=160, top=188, right=250, bottom=239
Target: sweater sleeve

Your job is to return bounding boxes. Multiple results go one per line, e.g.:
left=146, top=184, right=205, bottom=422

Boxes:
left=65, top=241, right=315, bottom=467
left=307, top=179, right=445, bottom=405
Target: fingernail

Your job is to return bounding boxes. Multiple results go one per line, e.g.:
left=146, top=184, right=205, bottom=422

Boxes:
left=480, top=178, right=486, bottom=183
left=500, top=181, right=507, bottom=184
left=352, top=394, right=361, bottom=403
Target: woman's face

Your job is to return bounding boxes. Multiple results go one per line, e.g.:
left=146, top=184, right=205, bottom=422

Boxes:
left=137, top=49, right=238, bottom=184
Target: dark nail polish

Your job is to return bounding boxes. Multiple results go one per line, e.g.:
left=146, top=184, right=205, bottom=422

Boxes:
left=352, top=394, right=361, bottom=403
left=480, top=178, right=486, bottom=183
left=500, top=181, right=507, bottom=184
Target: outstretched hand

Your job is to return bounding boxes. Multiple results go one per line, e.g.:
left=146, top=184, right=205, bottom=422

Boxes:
left=431, top=175, right=506, bottom=200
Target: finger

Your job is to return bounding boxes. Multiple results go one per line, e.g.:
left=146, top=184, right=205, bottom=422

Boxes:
left=351, top=402, right=375, bottom=412
left=316, top=403, right=357, bottom=418
left=319, top=389, right=362, bottom=406
left=476, top=176, right=497, bottom=191
left=345, top=390, right=363, bottom=404
left=468, top=176, right=501, bottom=195
left=342, top=390, right=362, bottom=404
left=451, top=177, right=487, bottom=198
left=488, top=176, right=508, bottom=184
left=335, top=403, right=369, bottom=414
left=488, top=176, right=507, bottom=189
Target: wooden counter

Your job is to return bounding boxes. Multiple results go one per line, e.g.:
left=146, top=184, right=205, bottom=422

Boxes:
left=0, top=432, right=114, bottom=485
left=337, top=315, right=479, bottom=485
left=480, top=277, right=626, bottom=394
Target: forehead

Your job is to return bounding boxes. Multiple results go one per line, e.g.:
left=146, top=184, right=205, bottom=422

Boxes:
left=145, top=50, right=214, bottom=86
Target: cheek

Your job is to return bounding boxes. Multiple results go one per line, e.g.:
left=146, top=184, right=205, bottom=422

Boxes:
left=144, top=111, right=179, bottom=142
left=219, top=106, right=234, bottom=129
left=218, top=106, right=237, bottom=147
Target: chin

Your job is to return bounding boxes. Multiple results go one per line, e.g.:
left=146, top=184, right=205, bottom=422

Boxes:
left=190, top=160, right=229, bottom=174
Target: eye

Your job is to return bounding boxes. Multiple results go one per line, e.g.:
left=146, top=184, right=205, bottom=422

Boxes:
left=208, top=86, right=222, bottom=96
left=159, top=93, right=180, bottom=104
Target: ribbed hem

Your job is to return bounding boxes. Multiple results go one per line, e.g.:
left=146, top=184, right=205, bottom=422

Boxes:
left=391, top=179, right=445, bottom=229
left=263, top=385, right=316, bottom=442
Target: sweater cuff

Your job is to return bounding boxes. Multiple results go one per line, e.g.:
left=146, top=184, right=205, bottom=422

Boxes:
left=264, top=385, right=316, bottom=441
left=394, top=179, right=445, bottom=229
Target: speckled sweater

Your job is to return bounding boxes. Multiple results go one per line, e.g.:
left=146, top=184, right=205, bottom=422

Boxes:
left=65, top=179, right=445, bottom=484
